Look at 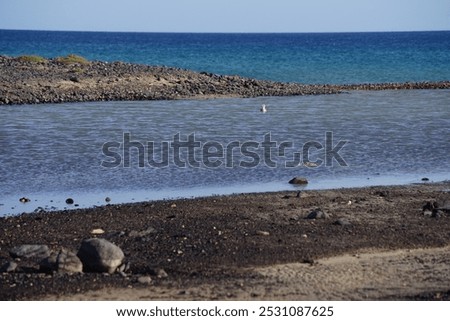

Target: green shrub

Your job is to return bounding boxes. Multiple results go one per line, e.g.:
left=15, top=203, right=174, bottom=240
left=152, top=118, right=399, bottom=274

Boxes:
left=17, top=55, right=46, bottom=63
left=55, top=54, right=89, bottom=65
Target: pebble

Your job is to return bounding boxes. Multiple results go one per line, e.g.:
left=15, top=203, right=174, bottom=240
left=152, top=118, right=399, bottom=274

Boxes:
left=306, top=208, right=331, bottom=219
left=128, top=227, right=157, bottom=238
left=65, top=198, right=74, bottom=205
left=0, top=261, right=18, bottom=273
left=137, top=276, right=152, bottom=285
left=91, top=228, right=105, bottom=235
left=333, top=218, right=352, bottom=226
left=289, top=177, right=309, bottom=185
left=256, top=230, right=270, bottom=236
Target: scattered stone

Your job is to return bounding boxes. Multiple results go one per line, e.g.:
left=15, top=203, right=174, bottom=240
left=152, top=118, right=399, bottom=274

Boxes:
left=301, top=234, right=308, bottom=238
left=137, top=276, right=152, bottom=285
left=65, top=198, right=74, bottom=205
left=34, top=207, right=45, bottom=213
left=436, top=197, right=450, bottom=213
left=333, top=218, right=352, bottom=226
left=155, top=268, right=168, bottom=279
left=91, top=228, right=105, bottom=235
left=421, top=177, right=430, bottom=181
left=431, top=210, right=444, bottom=219
left=105, top=197, right=111, bottom=203
left=256, top=230, right=270, bottom=236
left=306, top=208, right=331, bottom=219
left=375, top=190, right=389, bottom=197
left=422, top=201, right=437, bottom=212
left=170, top=203, right=177, bottom=208
left=19, top=197, right=30, bottom=203
left=289, top=177, right=308, bottom=185
left=40, top=248, right=83, bottom=273
left=0, top=261, right=18, bottom=273
left=117, top=261, right=131, bottom=273
left=9, top=244, right=50, bottom=259
left=128, top=227, right=157, bottom=238
left=77, top=238, right=125, bottom=274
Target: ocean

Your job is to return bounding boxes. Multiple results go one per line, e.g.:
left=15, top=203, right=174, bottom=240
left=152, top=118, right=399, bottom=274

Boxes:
left=1, top=30, right=450, bottom=84
left=0, top=30, right=449, bottom=216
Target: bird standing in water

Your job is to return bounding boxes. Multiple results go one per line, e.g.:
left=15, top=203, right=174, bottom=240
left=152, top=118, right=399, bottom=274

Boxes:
left=260, top=104, right=267, bottom=113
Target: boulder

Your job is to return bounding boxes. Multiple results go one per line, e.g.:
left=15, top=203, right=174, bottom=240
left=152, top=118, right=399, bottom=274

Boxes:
left=77, top=238, right=124, bottom=274
left=9, top=244, right=50, bottom=259
left=40, top=248, right=83, bottom=273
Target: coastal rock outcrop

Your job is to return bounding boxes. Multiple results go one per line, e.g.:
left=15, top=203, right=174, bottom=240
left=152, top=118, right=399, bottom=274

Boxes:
left=2, top=55, right=449, bottom=106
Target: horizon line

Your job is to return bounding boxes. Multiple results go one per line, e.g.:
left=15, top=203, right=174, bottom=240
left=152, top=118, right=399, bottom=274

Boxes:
left=1, top=28, right=449, bottom=34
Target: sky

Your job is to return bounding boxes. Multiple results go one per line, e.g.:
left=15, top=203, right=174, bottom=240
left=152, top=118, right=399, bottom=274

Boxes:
left=0, top=0, right=449, bottom=33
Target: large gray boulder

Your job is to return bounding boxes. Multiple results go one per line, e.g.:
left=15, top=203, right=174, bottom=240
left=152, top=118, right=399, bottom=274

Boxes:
left=77, top=238, right=124, bottom=274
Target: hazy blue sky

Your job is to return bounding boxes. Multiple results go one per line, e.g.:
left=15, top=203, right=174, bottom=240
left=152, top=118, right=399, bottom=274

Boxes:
left=0, top=0, right=448, bottom=33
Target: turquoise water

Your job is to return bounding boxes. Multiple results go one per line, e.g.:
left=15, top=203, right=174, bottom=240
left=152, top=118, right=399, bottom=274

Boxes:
left=1, top=30, right=450, bottom=84
left=0, top=90, right=449, bottom=216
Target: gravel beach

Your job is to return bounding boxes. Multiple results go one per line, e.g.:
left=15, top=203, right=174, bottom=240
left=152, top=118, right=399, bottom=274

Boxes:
left=1, top=55, right=450, bottom=105
left=1, top=182, right=449, bottom=300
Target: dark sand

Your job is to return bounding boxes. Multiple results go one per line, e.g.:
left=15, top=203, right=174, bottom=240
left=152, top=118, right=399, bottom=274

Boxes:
left=1, top=182, right=449, bottom=300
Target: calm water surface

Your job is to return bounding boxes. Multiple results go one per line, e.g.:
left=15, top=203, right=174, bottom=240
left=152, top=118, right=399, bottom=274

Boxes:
left=1, top=90, right=449, bottom=216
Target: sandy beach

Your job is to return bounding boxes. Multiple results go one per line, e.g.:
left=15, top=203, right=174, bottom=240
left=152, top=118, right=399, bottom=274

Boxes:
left=1, top=181, right=449, bottom=300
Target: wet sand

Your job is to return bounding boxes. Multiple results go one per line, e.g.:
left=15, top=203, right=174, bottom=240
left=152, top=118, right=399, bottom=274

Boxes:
left=1, top=182, right=449, bottom=300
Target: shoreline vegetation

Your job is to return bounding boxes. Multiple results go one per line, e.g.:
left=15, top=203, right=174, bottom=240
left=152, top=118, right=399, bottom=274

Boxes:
left=1, top=54, right=450, bottom=105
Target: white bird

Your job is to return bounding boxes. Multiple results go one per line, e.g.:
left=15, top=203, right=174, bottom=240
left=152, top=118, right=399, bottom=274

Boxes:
left=260, top=104, right=267, bottom=113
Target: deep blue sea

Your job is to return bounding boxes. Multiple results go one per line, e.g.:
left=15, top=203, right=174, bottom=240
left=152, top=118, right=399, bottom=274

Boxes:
left=1, top=30, right=450, bottom=84
left=0, top=30, right=449, bottom=216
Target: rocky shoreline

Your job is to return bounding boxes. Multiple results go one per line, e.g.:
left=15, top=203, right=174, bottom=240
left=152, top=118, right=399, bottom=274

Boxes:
left=1, top=182, right=449, bottom=300
left=1, top=55, right=450, bottom=105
